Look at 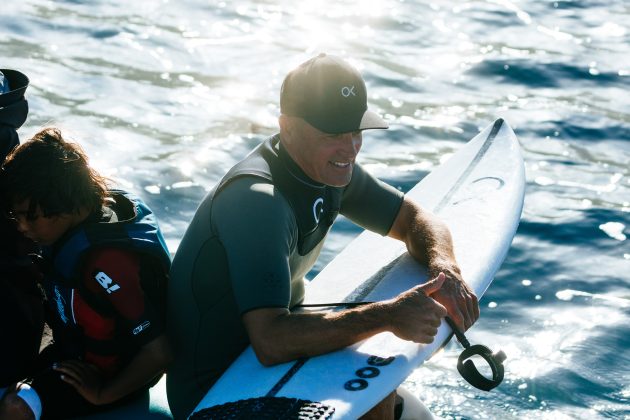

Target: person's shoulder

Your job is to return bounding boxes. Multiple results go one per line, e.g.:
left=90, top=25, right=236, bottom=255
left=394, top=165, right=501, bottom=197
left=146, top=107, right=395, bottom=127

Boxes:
left=212, top=176, right=295, bottom=230
left=216, top=176, right=288, bottom=207
left=221, top=175, right=275, bottom=193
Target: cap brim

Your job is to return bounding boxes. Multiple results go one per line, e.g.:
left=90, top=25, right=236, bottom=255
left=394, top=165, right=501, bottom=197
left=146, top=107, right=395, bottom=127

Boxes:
left=359, top=109, right=388, bottom=130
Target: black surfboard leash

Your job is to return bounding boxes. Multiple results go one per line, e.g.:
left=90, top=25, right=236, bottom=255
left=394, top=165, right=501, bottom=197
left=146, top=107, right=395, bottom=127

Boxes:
left=297, top=301, right=507, bottom=391
left=443, top=317, right=506, bottom=391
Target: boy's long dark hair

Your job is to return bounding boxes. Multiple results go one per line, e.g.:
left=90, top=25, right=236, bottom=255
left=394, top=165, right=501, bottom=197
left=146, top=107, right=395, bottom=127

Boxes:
left=0, top=127, right=108, bottom=219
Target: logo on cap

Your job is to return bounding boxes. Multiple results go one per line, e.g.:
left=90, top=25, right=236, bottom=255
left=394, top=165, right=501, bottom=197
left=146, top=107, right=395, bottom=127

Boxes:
left=341, top=86, right=356, bottom=98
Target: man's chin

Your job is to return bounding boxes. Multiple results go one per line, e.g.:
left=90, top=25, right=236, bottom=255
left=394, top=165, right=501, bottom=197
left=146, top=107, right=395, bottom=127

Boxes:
left=326, top=178, right=352, bottom=188
left=324, top=168, right=353, bottom=187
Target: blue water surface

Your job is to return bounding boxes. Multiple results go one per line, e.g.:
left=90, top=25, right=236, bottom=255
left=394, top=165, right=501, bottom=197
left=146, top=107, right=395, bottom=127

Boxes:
left=2, top=1, right=628, bottom=418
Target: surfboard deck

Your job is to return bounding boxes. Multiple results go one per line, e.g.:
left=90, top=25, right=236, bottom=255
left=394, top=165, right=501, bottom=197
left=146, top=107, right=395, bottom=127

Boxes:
left=191, top=118, right=525, bottom=419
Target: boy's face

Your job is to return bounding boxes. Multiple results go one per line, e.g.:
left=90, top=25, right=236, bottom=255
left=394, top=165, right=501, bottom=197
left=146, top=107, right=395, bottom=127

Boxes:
left=9, top=199, right=77, bottom=246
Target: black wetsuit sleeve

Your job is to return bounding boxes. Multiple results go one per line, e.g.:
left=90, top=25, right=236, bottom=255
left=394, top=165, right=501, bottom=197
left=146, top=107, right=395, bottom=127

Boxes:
left=212, top=177, right=297, bottom=314
left=340, top=163, right=404, bottom=236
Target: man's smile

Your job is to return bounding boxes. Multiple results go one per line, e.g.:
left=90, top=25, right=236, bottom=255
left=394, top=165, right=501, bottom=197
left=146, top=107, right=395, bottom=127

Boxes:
left=330, top=160, right=353, bottom=168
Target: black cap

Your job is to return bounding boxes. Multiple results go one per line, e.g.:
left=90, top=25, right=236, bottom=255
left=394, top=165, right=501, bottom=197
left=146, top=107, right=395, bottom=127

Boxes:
left=0, top=69, right=29, bottom=161
left=0, top=69, right=29, bottom=107
left=0, top=69, right=29, bottom=130
left=280, top=54, right=388, bottom=134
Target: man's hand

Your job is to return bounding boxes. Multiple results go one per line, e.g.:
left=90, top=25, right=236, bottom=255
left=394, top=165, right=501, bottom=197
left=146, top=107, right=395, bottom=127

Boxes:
left=54, top=360, right=107, bottom=405
left=387, top=198, right=480, bottom=332
left=429, top=264, right=479, bottom=331
left=386, top=273, right=448, bottom=344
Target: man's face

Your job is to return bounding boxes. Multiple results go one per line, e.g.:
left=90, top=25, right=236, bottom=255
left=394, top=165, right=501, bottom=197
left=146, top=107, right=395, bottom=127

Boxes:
left=9, top=200, right=77, bottom=246
left=287, top=119, right=363, bottom=187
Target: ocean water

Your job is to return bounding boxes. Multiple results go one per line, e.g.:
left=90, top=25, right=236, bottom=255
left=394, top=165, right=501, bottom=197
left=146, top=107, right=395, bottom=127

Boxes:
left=2, top=0, right=628, bottom=418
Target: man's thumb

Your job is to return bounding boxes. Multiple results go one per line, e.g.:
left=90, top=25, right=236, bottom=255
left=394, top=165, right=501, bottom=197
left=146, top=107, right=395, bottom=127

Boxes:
left=420, top=272, right=446, bottom=296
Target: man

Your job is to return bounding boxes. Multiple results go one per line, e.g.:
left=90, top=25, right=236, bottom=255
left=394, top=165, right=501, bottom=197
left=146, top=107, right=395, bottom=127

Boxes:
left=167, top=53, right=479, bottom=419
left=0, top=69, right=45, bottom=392
left=0, top=128, right=173, bottom=419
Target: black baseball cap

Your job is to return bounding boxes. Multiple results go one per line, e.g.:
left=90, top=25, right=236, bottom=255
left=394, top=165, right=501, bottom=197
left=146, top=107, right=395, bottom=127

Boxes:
left=280, top=54, right=388, bottom=134
left=0, top=69, right=29, bottom=161
left=0, top=69, right=29, bottom=130
left=0, top=69, right=29, bottom=108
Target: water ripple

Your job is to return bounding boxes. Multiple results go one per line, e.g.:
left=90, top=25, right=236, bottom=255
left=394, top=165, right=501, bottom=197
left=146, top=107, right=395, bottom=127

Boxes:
left=2, top=0, right=629, bottom=418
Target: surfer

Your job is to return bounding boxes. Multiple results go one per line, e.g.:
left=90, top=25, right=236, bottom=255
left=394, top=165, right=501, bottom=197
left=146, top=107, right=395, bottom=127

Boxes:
left=0, top=69, right=45, bottom=394
left=166, top=53, right=479, bottom=419
left=0, top=129, right=173, bottom=419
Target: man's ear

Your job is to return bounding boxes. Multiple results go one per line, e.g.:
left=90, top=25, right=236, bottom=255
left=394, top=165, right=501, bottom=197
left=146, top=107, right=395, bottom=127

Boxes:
left=278, top=115, right=296, bottom=145
left=278, top=114, right=289, bottom=133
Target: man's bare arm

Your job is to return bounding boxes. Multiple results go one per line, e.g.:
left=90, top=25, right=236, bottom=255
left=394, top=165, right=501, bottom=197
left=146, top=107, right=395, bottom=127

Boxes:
left=387, top=197, right=480, bottom=331
left=243, top=274, right=447, bottom=366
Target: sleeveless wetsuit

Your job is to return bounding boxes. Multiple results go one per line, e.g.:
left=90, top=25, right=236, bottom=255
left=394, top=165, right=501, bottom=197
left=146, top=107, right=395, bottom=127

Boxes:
left=166, top=134, right=404, bottom=418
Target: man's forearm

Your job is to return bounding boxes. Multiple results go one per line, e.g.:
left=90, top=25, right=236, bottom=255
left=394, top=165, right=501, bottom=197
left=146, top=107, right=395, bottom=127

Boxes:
left=387, top=197, right=478, bottom=330
left=389, top=198, right=458, bottom=272
left=243, top=302, right=391, bottom=366
left=243, top=275, right=449, bottom=367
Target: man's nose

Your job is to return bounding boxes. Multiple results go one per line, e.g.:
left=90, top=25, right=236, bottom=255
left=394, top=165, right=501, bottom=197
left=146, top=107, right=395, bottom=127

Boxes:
left=339, top=132, right=361, bottom=154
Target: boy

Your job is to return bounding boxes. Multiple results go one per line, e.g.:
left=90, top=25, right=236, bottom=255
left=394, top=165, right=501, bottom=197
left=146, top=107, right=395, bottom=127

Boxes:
left=0, top=128, right=172, bottom=419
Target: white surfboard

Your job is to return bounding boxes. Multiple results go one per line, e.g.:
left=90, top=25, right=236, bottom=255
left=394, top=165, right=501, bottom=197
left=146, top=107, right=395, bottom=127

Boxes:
left=191, top=118, right=525, bottom=419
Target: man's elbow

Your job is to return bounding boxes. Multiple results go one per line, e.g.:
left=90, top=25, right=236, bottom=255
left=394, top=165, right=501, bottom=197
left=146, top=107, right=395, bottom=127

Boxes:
left=251, top=342, right=281, bottom=367
left=242, top=308, right=295, bottom=366
left=255, top=353, right=279, bottom=367
left=250, top=339, right=291, bottom=367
